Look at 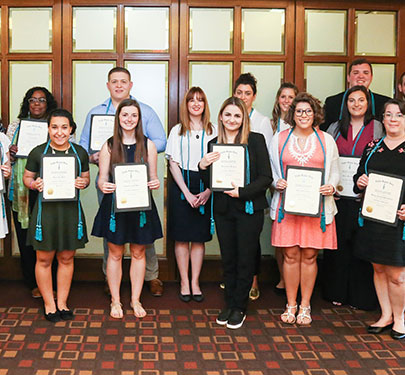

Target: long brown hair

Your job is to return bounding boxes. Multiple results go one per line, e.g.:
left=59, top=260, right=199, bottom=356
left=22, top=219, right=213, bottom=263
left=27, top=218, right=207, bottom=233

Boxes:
left=179, top=87, right=213, bottom=136
left=217, top=97, right=250, bottom=144
left=271, top=82, right=298, bottom=133
left=109, top=99, right=147, bottom=172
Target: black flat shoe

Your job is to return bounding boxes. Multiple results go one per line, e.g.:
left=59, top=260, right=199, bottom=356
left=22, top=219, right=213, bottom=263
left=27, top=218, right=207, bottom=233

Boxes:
left=44, top=310, right=61, bottom=323
left=179, top=293, right=191, bottom=302
left=367, top=322, right=393, bottom=334
left=59, top=309, right=74, bottom=321
left=192, top=294, right=204, bottom=302
left=391, top=329, right=405, bottom=340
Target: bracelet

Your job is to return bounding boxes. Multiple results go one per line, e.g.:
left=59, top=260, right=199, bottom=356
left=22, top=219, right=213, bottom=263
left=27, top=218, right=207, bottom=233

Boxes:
left=29, top=180, right=35, bottom=190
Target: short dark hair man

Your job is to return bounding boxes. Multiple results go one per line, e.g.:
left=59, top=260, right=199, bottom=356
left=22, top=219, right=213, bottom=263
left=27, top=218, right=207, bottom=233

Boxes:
left=321, top=58, right=391, bottom=131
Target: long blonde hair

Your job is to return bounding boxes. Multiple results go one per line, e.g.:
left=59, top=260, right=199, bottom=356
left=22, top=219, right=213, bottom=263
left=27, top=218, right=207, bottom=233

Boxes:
left=217, top=97, right=250, bottom=144
left=179, top=87, right=213, bottom=136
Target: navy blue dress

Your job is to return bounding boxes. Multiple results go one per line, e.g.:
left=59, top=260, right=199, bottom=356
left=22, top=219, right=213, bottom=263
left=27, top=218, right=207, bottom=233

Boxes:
left=91, top=143, right=163, bottom=245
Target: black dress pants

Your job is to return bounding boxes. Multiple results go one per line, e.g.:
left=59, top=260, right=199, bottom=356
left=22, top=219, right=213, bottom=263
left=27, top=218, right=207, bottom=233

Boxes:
left=215, top=205, right=264, bottom=312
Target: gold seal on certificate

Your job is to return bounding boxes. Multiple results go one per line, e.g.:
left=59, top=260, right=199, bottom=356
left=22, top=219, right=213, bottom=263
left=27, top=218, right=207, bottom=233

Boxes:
left=284, top=166, right=324, bottom=217
left=113, top=163, right=151, bottom=212
left=16, top=119, right=48, bottom=158
left=210, top=144, right=246, bottom=192
left=41, top=155, right=77, bottom=201
left=89, top=115, right=115, bottom=153
left=337, top=156, right=361, bottom=198
left=361, top=171, right=405, bottom=226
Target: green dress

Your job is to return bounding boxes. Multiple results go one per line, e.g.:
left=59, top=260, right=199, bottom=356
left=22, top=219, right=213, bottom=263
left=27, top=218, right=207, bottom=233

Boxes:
left=26, top=142, right=89, bottom=251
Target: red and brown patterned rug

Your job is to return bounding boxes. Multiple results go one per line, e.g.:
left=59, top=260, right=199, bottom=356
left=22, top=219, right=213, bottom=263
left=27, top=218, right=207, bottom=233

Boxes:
left=0, top=281, right=404, bottom=375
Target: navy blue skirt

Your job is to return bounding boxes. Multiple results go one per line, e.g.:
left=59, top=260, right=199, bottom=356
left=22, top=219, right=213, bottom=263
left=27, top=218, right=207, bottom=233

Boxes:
left=92, top=193, right=163, bottom=245
left=168, top=169, right=212, bottom=243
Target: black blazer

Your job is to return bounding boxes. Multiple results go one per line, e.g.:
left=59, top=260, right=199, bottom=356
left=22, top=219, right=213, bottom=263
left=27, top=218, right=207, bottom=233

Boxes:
left=199, top=132, right=272, bottom=215
left=321, top=90, right=391, bottom=131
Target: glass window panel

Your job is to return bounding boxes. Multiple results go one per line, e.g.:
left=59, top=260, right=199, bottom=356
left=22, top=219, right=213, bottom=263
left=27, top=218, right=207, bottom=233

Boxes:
left=241, top=62, right=284, bottom=118
left=9, top=61, right=52, bottom=122
left=189, top=61, right=232, bottom=257
left=125, top=7, right=169, bottom=52
left=73, top=7, right=116, bottom=52
left=9, top=8, right=52, bottom=53
left=304, top=63, right=346, bottom=104
left=126, top=61, right=169, bottom=256
left=370, top=64, right=395, bottom=99
left=73, top=61, right=115, bottom=257
left=355, top=11, right=396, bottom=56
left=189, top=8, right=233, bottom=53
left=242, top=9, right=285, bottom=54
left=305, top=10, right=346, bottom=55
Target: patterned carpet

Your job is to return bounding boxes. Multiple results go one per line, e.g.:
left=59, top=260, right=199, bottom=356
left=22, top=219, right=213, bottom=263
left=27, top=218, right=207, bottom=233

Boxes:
left=0, top=282, right=404, bottom=375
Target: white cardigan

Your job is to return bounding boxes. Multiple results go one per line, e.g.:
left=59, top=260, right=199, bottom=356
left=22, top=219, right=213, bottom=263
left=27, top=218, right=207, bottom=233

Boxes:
left=269, top=129, right=340, bottom=225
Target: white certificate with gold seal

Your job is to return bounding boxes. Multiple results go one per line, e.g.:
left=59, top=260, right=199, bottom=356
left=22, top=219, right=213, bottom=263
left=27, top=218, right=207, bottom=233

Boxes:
left=89, top=114, right=115, bottom=153
left=113, top=163, right=151, bottom=212
left=336, top=156, right=361, bottom=198
left=41, top=155, right=77, bottom=201
left=284, top=166, right=324, bottom=217
left=361, top=171, right=405, bottom=226
left=210, top=144, right=246, bottom=192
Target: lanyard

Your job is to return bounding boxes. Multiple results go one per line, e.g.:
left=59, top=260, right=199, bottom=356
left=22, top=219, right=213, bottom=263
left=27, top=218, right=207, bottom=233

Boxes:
left=334, top=124, right=366, bottom=156
left=106, top=98, right=112, bottom=114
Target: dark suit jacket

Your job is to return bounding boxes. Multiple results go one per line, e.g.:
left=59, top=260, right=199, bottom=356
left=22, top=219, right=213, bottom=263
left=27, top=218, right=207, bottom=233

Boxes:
left=199, top=132, right=273, bottom=215
left=321, top=90, right=391, bottom=131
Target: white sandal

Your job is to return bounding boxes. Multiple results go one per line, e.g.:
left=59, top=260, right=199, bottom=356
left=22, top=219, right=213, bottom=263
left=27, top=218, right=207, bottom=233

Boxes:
left=110, top=302, right=123, bottom=319
left=130, top=300, right=146, bottom=318
left=281, top=304, right=297, bottom=324
left=297, top=305, right=312, bottom=325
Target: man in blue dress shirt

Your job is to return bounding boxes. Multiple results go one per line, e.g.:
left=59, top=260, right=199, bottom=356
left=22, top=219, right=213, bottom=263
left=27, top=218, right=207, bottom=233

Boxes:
left=79, top=67, right=166, bottom=296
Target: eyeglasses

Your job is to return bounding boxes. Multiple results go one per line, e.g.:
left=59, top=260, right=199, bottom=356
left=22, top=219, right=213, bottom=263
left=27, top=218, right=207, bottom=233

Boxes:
left=295, top=108, right=314, bottom=117
left=384, top=113, right=404, bottom=120
left=28, top=98, right=47, bottom=104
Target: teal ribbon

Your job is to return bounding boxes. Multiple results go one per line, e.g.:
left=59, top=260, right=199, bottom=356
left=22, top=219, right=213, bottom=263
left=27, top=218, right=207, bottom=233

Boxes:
left=358, top=136, right=386, bottom=229
left=35, top=140, right=84, bottom=241
left=334, top=125, right=366, bottom=156
left=8, top=124, right=20, bottom=202
left=278, top=128, right=327, bottom=232
left=180, top=129, right=206, bottom=215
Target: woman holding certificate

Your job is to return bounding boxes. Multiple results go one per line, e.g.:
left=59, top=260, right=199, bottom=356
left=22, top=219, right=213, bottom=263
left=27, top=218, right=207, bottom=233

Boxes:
left=354, top=99, right=405, bottom=340
left=7, top=87, right=57, bottom=299
left=322, top=85, right=383, bottom=310
left=199, top=97, right=272, bottom=329
left=23, top=109, right=90, bottom=323
left=166, top=87, right=216, bottom=302
left=270, top=93, right=339, bottom=325
left=270, top=82, right=298, bottom=296
left=92, top=99, right=162, bottom=319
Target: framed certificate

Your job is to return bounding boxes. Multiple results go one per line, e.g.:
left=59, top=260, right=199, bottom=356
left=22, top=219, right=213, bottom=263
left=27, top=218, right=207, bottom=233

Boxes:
left=336, top=156, right=361, bottom=198
left=41, top=155, right=77, bottom=201
left=113, top=163, right=151, bottom=212
left=361, top=171, right=405, bottom=227
left=89, top=114, right=115, bottom=153
left=284, top=166, right=324, bottom=217
left=210, top=144, right=246, bottom=192
left=16, top=119, right=48, bottom=158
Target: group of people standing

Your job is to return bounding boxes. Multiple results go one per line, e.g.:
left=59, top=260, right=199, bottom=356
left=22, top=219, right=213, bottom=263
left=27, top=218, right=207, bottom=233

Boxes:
left=2, top=59, right=405, bottom=338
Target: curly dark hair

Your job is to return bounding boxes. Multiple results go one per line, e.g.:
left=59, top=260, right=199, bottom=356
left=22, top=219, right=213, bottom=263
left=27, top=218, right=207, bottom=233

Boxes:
left=18, top=87, right=57, bottom=119
left=285, top=92, right=324, bottom=128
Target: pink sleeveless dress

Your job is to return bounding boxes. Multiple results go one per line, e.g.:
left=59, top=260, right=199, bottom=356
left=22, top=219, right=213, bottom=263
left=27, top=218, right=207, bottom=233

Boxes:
left=271, top=131, right=337, bottom=250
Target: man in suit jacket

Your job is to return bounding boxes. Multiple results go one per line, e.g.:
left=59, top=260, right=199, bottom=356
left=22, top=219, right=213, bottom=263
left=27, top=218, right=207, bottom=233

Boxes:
left=321, top=58, right=391, bottom=131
